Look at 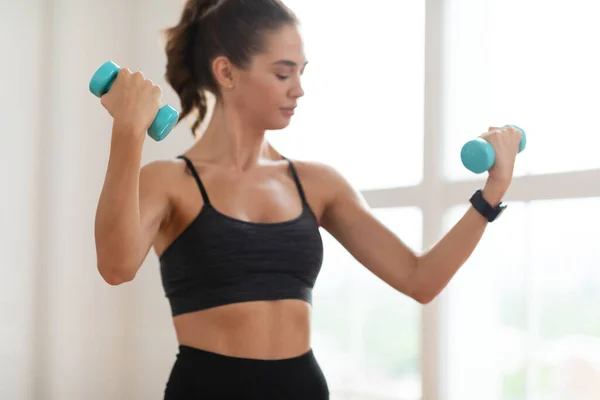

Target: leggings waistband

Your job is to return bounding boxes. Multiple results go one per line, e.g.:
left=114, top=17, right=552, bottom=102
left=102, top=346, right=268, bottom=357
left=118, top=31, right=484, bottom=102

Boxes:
left=176, top=344, right=315, bottom=366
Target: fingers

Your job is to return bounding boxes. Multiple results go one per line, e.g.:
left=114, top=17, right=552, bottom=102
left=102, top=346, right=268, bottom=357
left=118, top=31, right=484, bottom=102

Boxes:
left=132, top=71, right=146, bottom=85
left=488, top=126, right=513, bottom=133
left=117, top=68, right=155, bottom=87
left=116, top=68, right=132, bottom=83
left=116, top=68, right=162, bottom=96
left=481, top=126, right=504, bottom=139
left=483, top=126, right=519, bottom=136
left=479, top=126, right=522, bottom=149
left=502, top=126, right=523, bottom=141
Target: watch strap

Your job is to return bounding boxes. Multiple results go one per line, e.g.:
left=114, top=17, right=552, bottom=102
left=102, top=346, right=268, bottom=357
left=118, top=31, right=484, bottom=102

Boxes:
left=469, top=189, right=506, bottom=222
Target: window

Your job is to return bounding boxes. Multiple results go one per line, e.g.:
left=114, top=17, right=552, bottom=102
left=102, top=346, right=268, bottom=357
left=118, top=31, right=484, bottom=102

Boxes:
left=442, top=0, right=600, bottom=181
left=270, top=0, right=426, bottom=190
left=436, top=1, right=600, bottom=398
left=443, top=198, right=600, bottom=400
left=313, top=207, right=423, bottom=400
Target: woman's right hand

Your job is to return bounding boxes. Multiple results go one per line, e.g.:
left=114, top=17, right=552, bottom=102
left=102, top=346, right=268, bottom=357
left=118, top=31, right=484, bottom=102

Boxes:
left=100, top=68, right=163, bottom=138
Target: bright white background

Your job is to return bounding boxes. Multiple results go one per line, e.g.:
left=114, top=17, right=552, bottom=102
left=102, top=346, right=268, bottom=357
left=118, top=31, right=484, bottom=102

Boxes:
left=2, top=0, right=599, bottom=399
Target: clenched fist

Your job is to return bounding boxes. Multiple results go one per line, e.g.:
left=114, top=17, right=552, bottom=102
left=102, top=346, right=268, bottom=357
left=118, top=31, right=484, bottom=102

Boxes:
left=100, top=68, right=163, bottom=138
left=481, top=126, right=523, bottom=204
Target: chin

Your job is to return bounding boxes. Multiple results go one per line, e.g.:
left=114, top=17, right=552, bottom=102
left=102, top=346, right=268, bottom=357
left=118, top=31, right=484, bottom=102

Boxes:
left=266, top=119, right=292, bottom=131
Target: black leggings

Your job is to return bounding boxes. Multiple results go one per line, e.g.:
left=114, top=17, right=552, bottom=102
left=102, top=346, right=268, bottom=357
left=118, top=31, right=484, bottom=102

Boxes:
left=164, top=345, right=330, bottom=399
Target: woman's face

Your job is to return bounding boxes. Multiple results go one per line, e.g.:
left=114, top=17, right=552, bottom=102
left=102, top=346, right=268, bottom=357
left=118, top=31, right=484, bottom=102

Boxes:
left=231, top=24, right=307, bottom=131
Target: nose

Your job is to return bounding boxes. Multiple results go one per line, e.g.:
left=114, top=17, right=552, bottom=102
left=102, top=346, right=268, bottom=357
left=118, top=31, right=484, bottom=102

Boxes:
left=290, top=78, right=304, bottom=99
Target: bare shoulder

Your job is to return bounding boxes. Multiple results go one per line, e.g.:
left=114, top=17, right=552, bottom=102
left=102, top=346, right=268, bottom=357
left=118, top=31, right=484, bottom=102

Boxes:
left=140, top=159, right=182, bottom=187
left=138, top=158, right=190, bottom=205
left=290, top=159, right=353, bottom=191
left=286, top=159, right=357, bottom=208
left=137, top=158, right=190, bottom=231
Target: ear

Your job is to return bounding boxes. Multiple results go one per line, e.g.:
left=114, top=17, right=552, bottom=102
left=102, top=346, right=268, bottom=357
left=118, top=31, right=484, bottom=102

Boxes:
left=212, top=56, right=239, bottom=90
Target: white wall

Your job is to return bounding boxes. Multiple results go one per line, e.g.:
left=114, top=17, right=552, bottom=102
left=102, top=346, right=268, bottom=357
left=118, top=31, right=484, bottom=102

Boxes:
left=1, top=1, right=193, bottom=399
left=1, top=1, right=44, bottom=398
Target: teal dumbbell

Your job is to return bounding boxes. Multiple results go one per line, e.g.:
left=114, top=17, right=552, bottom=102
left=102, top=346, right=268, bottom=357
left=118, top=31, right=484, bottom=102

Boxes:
left=460, top=125, right=527, bottom=174
left=89, top=61, right=179, bottom=142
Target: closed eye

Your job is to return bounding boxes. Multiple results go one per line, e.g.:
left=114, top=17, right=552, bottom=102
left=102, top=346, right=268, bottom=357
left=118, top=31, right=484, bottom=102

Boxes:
left=276, top=74, right=290, bottom=80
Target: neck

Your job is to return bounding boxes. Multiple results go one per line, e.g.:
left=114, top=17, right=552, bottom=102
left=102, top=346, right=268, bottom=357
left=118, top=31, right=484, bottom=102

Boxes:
left=191, top=101, right=279, bottom=171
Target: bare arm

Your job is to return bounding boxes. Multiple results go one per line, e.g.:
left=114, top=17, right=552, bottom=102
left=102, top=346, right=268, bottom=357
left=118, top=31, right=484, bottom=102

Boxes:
left=320, top=127, right=520, bottom=303
left=93, top=68, right=167, bottom=285
left=320, top=165, right=504, bottom=304
left=94, top=126, right=171, bottom=285
left=408, top=187, right=503, bottom=303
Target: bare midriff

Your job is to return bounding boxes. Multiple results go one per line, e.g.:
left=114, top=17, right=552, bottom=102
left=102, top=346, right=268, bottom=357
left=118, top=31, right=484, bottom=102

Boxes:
left=173, top=299, right=312, bottom=360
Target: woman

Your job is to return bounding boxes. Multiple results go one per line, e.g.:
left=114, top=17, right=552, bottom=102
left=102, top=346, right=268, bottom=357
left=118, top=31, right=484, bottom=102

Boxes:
left=93, top=0, right=522, bottom=398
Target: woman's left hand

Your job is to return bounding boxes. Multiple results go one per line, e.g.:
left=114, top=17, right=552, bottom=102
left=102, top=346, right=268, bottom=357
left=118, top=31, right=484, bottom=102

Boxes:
left=480, top=126, right=523, bottom=204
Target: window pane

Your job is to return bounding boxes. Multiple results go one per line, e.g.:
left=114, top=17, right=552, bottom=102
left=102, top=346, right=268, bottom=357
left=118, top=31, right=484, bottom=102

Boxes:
left=312, top=207, right=423, bottom=400
left=443, top=198, right=600, bottom=400
left=443, top=0, right=600, bottom=180
left=269, top=0, right=425, bottom=190
left=529, top=199, right=600, bottom=399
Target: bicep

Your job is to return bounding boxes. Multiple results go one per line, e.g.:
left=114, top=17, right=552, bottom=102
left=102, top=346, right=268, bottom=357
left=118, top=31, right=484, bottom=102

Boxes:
left=320, top=167, right=419, bottom=298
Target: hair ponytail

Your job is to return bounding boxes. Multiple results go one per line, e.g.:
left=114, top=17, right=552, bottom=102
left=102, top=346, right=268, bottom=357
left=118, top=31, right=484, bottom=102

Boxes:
left=164, top=0, right=218, bottom=136
left=164, top=0, right=298, bottom=137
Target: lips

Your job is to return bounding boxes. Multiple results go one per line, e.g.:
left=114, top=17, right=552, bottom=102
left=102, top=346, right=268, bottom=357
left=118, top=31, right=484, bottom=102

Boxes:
left=280, top=107, right=296, bottom=117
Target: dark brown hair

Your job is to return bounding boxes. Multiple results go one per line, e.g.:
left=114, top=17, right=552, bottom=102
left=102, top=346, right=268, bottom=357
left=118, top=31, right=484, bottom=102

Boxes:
left=164, top=0, right=298, bottom=136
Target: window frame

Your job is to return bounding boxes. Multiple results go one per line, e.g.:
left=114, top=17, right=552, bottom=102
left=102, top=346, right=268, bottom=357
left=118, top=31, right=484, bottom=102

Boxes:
left=351, top=1, right=600, bottom=399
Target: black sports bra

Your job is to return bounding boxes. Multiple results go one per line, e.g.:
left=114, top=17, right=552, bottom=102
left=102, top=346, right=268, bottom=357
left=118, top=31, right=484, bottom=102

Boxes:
left=159, top=155, right=324, bottom=317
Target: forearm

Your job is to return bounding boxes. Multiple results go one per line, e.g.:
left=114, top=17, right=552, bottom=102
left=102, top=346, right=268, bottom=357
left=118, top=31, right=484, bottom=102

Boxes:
left=94, top=125, right=145, bottom=278
left=411, top=184, right=505, bottom=303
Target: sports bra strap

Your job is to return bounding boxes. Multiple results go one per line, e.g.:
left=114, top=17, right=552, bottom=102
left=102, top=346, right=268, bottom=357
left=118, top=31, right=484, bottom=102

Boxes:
left=282, top=156, right=308, bottom=205
left=177, top=155, right=211, bottom=205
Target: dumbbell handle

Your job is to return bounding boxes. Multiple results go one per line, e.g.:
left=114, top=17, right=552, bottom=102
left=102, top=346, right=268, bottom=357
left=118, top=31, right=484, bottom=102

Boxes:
left=460, top=125, right=527, bottom=174
left=89, top=61, right=179, bottom=142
